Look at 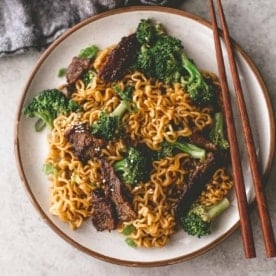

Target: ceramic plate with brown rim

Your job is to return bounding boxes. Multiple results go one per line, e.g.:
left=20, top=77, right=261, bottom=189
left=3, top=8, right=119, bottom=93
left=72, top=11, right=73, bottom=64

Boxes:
left=14, top=6, right=275, bottom=266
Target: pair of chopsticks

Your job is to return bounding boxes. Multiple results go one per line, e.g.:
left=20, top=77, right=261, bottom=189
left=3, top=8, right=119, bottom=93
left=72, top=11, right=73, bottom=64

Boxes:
left=208, top=0, right=276, bottom=258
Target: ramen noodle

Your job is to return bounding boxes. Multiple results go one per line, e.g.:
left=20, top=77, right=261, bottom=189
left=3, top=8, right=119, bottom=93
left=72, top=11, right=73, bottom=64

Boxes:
left=41, top=24, right=233, bottom=248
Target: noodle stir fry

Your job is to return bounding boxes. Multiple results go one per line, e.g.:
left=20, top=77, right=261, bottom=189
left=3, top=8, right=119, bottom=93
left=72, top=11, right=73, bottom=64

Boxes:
left=24, top=19, right=233, bottom=248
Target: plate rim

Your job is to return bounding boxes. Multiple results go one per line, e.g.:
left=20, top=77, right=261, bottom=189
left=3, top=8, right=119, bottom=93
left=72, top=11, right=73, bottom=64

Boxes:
left=14, top=5, right=276, bottom=267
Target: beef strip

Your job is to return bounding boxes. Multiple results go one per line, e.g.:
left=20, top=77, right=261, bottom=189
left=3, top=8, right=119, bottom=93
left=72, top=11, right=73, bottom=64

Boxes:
left=98, top=33, right=139, bottom=83
left=59, top=83, right=75, bottom=98
left=100, top=158, right=136, bottom=222
left=90, top=158, right=136, bottom=231
left=175, top=151, right=228, bottom=219
left=91, top=188, right=117, bottom=231
left=66, top=56, right=91, bottom=84
left=65, top=123, right=106, bottom=163
left=189, top=132, right=217, bottom=152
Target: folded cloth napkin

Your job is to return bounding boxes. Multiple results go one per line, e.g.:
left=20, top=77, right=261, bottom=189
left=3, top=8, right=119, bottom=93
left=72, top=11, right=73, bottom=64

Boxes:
left=0, top=0, right=182, bottom=57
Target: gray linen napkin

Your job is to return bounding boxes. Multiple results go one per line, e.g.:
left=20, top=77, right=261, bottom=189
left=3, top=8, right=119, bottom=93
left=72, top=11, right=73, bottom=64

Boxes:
left=0, top=0, right=182, bottom=57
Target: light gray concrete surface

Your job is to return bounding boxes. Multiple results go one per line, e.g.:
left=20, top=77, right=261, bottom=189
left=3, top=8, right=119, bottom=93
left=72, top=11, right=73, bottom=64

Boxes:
left=1, top=1, right=276, bottom=275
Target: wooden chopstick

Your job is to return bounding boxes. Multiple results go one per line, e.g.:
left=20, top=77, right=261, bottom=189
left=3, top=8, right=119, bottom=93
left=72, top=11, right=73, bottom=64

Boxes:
left=208, top=0, right=276, bottom=258
left=208, top=0, right=255, bottom=258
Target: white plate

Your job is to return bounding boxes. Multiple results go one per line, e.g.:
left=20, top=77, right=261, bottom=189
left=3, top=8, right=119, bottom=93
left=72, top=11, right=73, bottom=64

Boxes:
left=15, top=6, right=275, bottom=266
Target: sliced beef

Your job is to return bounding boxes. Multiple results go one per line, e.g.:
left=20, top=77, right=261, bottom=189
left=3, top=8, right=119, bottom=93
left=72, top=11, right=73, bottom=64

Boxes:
left=189, top=132, right=217, bottom=152
left=65, top=123, right=106, bottom=163
left=100, top=159, right=136, bottom=222
left=59, top=83, right=75, bottom=98
left=91, top=188, right=117, bottom=231
left=90, top=158, right=136, bottom=232
left=98, top=33, right=139, bottom=83
left=66, top=56, right=91, bottom=84
left=176, top=151, right=227, bottom=219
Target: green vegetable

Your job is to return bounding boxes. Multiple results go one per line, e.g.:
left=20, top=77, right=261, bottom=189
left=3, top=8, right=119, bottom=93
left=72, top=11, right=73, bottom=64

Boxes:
left=23, top=89, right=81, bottom=131
left=78, top=45, right=99, bottom=59
left=155, top=139, right=206, bottom=161
left=136, top=19, right=159, bottom=45
left=180, top=53, right=215, bottom=105
left=90, top=86, right=134, bottom=140
left=125, top=237, right=137, bottom=248
left=57, top=68, right=67, bottom=77
left=71, top=173, right=82, bottom=184
left=180, top=197, right=230, bottom=238
left=113, top=85, right=134, bottom=103
left=209, top=112, right=229, bottom=150
left=134, top=19, right=216, bottom=105
left=42, top=163, right=57, bottom=176
left=135, top=19, right=183, bottom=84
left=122, top=224, right=136, bottom=236
left=81, top=69, right=96, bottom=87
left=113, top=146, right=152, bottom=186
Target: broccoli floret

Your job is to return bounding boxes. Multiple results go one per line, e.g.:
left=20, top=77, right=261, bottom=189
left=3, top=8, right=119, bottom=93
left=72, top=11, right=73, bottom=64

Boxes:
left=90, top=86, right=134, bottom=140
left=23, top=89, right=81, bottom=131
left=209, top=112, right=229, bottom=150
left=134, top=19, right=183, bottom=84
left=180, top=53, right=215, bottom=105
left=136, top=19, right=158, bottom=45
left=135, top=38, right=183, bottom=84
left=153, top=35, right=183, bottom=82
left=180, top=197, right=230, bottom=237
left=90, top=101, right=127, bottom=140
left=155, top=139, right=206, bottom=161
left=134, top=45, right=153, bottom=76
left=113, top=85, right=134, bottom=102
left=136, top=19, right=166, bottom=45
left=81, top=69, right=96, bottom=87
left=113, top=146, right=152, bottom=186
left=134, top=19, right=216, bottom=104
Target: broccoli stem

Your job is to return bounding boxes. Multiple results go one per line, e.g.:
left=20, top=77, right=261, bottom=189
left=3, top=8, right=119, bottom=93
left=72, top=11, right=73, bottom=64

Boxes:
left=33, top=112, right=54, bottom=130
left=180, top=197, right=230, bottom=237
left=181, top=53, right=200, bottom=85
left=34, top=119, right=47, bottom=132
left=111, top=100, right=128, bottom=118
left=205, top=197, right=230, bottom=222
left=174, top=141, right=206, bottom=161
left=155, top=140, right=206, bottom=161
left=180, top=53, right=213, bottom=105
left=181, top=53, right=209, bottom=93
left=113, top=159, right=125, bottom=171
left=209, top=112, right=229, bottom=149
